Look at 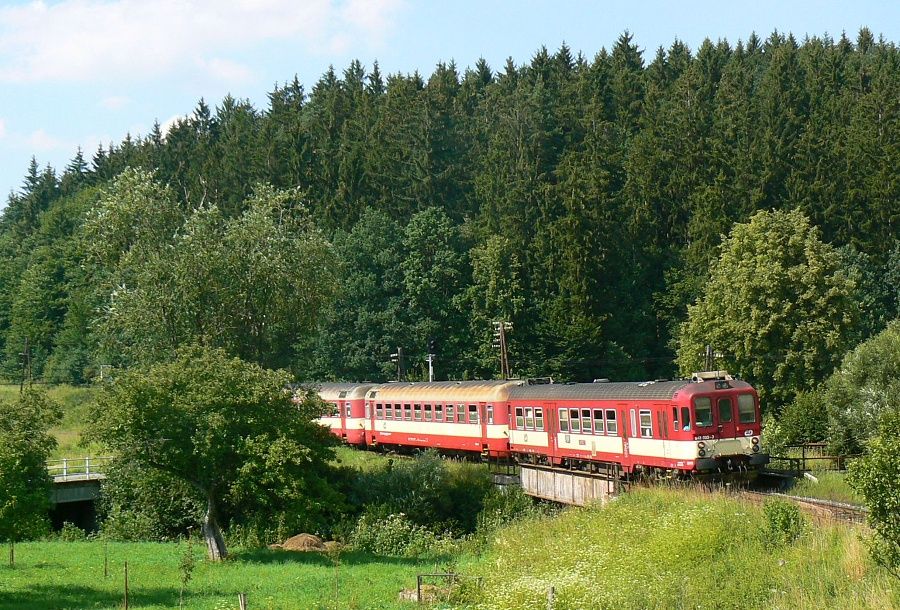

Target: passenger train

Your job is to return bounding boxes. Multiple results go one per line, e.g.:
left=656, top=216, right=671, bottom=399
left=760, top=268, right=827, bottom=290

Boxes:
left=308, top=372, right=769, bottom=478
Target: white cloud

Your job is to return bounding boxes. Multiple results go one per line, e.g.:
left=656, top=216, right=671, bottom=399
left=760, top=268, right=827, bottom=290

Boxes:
left=100, top=95, right=131, bottom=110
left=197, top=58, right=254, bottom=85
left=160, top=113, right=187, bottom=138
left=26, top=129, right=69, bottom=152
left=0, top=0, right=406, bottom=84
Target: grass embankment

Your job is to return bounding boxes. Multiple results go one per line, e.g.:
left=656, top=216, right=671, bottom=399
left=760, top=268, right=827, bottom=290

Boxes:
left=784, top=471, right=863, bottom=505
left=455, top=488, right=897, bottom=610
left=0, top=541, right=434, bottom=610
left=0, top=383, right=100, bottom=459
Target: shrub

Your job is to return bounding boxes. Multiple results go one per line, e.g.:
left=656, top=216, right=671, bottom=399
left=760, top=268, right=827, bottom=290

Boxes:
left=348, top=512, right=454, bottom=558
left=58, top=522, right=86, bottom=542
left=761, top=499, right=805, bottom=547
left=847, top=411, right=900, bottom=578
left=779, top=390, right=829, bottom=445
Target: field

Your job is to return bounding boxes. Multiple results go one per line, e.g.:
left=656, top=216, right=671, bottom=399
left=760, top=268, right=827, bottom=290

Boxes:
left=0, top=383, right=101, bottom=459
left=454, top=488, right=897, bottom=610
left=0, top=541, right=436, bottom=610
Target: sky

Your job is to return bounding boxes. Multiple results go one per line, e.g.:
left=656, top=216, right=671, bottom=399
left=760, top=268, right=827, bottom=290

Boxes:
left=0, top=0, right=897, bottom=208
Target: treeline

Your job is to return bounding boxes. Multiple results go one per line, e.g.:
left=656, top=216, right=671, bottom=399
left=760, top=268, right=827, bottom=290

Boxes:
left=0, top=30, right=898, bottom=409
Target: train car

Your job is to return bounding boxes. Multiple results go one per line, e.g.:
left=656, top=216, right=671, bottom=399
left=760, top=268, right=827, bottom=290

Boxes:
left=311, top=383, right=376, bottom=446
left=365, top=380, right=522, bottom=457
left=507, top=374, right=768, bottom=476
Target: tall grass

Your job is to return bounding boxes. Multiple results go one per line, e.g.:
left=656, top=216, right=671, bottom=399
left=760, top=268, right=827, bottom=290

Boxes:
left=786, top=471, right=863, bottom=505
left=455, top=488, right=898, bottom=610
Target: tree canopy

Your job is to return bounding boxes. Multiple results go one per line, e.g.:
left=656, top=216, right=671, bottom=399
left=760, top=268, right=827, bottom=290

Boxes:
left=0, top=389, right=61, bottom=546
left=676, top=208, right=861, bottom=411
left=88, top=346, right=340, bottom=560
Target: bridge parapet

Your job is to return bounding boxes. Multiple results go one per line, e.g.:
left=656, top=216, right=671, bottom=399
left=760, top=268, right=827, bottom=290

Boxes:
left=47, top=456, right=112, bottom=483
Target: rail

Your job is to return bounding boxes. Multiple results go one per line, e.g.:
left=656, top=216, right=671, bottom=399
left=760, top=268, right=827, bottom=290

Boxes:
left=47, top=456, right=113, bottom=481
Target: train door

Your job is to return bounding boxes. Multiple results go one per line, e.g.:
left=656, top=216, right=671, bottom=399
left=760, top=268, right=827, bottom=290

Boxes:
left=716, top=396, right=736, bottom=439
left=479, top=402, right=488, bottom=452
left=547, top=403, right=558, bottom=464
left=620, top=404, right=630, bottom=460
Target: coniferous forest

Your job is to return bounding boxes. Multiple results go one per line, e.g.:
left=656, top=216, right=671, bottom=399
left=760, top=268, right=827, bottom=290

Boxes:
left=1, top=30, right=898, bottom=416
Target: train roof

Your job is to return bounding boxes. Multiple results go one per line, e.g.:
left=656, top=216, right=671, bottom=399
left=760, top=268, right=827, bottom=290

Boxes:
left=367, top=380, right=524, bottom=403
left=507, top=379, right=755, bottom=401
left=300, top=382, right=376, bottom=401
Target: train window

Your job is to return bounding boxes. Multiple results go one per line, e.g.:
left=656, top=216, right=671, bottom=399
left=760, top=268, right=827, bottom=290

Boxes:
left=640, top=410, right=653, bottom=437
left=487, top=405, right=494, bottom=424
left=345, top=404, right=351, bottom=417
left=581, top=409, right=592, bottom=434
left=456, top=405, right=466, bottom=423
left=424, top=404, right=433, bottom=422
left=394, top=404, right=402, bottom=420
left=672, top=407, right=679, bottom=431
left=535, top=408, right=544, bottom=431
left=680, top=407, right=691, bottom=431
left=468, top=405, right=479, bottom=424
left=593, top=409, right=604, bottom=435
left=329, top=402, right=339, bottom=416
left=738, top=394, right=756, bottom=423
left=376, top=404, right=384, bottom=419
left=605, top=409, right=617, bottom=435
left=524, top=408, right=534, bottom=429
left=570, top=409, right=581, bottom=433
left=694, top=397, right=713, bottom=427
left=446, top=404, right=455, bottom=422
left=404, top=404, right=412, bottom=421
left=435, top=404, right=444, bottom=421
left=414, top=404, right=423, bottom=421
left=559, top=409, right=570, bottom=432
left=515, top=407, right=525, bottom=429
left=630, top=409, right=637, bottom=438
left=717, top=398, right=733, bottom=423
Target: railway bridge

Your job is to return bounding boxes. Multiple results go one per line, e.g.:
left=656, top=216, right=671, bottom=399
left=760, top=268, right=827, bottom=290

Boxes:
left=47, top=457, right=111, bottom=531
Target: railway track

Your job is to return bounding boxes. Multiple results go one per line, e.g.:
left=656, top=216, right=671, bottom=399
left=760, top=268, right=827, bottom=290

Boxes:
left=736, top=488, right=868, bottom=525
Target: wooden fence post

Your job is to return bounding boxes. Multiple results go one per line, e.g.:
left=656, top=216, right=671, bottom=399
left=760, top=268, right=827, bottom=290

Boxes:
left=124, top=561, right=129, bottom=610
left=547, top=585, right=556, bottom=610
left=238, top=592, right=248, bottom=609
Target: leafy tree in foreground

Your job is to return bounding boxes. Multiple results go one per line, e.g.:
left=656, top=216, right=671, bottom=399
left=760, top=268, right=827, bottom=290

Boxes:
left=0, top=389, right=61, bottom=556
left=88, top=346, right=340, bottom=560
left=676, top=209, right=860, bottom=412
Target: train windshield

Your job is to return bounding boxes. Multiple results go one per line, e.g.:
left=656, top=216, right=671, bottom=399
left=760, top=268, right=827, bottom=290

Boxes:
left=694, top=397, right=713, bottom=427
left=738, top=394, right=757, bottom=423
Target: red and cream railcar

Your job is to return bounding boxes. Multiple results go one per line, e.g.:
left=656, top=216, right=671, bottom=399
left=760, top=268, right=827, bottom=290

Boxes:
left=507, top=378, right=767, bottom=475
left=314, top=383, right=375, bottom=446
left=365, top=380, right=520, bottom=457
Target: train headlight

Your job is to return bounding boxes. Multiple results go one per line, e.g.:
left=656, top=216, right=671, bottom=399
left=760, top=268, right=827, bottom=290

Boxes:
left=697, top=442, right=706, bottom=450
left=752, top=444, right=760, bottom=453
left=698, top=448, right=707, bottom=457
left=751, top=437, right=759, bottom=445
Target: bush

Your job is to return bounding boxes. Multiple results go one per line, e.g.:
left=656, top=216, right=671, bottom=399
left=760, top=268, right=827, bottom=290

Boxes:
left=58, top=522, right=86, bottom=541
left=779, top=390, right=829, bottom=445
left=348, top=512, right=455, bottom=558
left=847, top=411, right=900, bottom=578
left=344, top=450, right=493, bottom=534
left=761, top=499, right=805, bottom=547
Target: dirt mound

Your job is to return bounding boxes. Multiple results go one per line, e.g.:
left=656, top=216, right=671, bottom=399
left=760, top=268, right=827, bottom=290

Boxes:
left=281, top=533, right=325, bottom=551
left=322, top=540, right=343, bottom=552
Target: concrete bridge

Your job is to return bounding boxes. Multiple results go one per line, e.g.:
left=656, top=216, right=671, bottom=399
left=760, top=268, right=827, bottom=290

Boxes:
left=48, top=457, right=111, bottom=504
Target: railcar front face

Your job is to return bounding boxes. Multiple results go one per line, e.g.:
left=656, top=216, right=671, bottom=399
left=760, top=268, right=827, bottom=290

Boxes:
left=686, top=383, right=768, bottom=472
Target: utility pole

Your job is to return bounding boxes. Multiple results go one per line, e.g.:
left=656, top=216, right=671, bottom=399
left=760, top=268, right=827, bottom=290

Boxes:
left=18, top=337, right=31, bottom=395
left=704, top=344, right=713, bottom=371
left=390, top=347, right=405, bottom=381
left=492, top=321, right=512, bottom=379
left=426, top=338, right=437, bottom=382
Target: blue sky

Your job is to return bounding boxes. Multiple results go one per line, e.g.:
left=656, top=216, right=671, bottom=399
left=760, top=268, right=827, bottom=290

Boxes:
left=0, top=0, right=897, bottom=207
